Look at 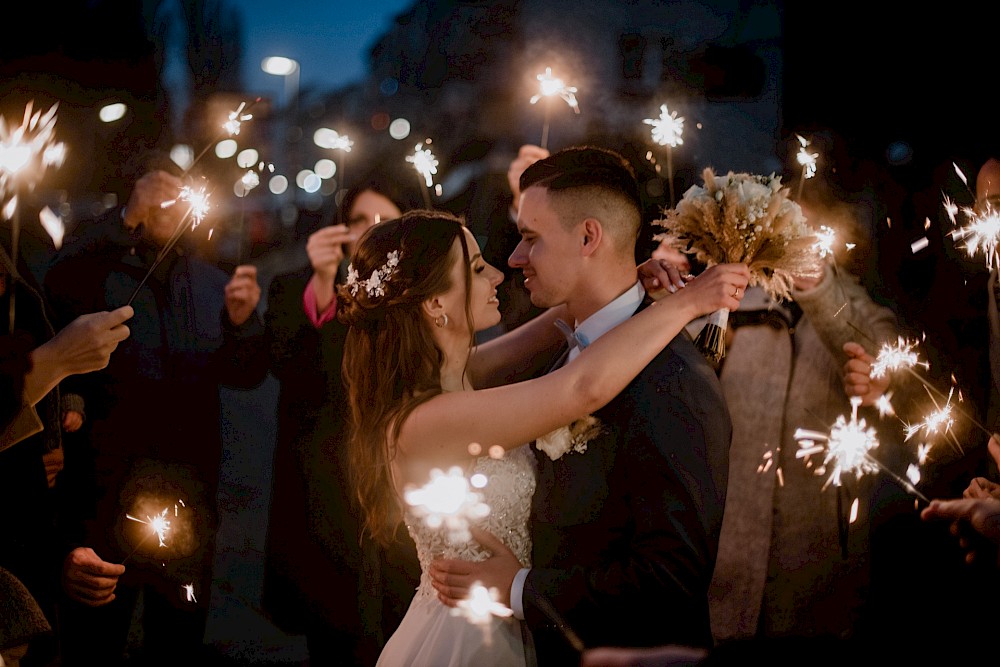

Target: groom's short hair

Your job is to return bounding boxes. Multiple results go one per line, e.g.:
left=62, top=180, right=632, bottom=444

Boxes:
left=520, top=146, right=642, bottom=253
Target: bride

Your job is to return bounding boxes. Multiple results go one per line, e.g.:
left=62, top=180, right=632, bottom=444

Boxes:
left=336, top=210, right=747, bottom=666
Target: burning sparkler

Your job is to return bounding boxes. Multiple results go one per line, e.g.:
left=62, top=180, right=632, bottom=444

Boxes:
left=182, top=583, right=197, bottom=603
left=450, top=583, right=513, bottom=646
left=406, top=140, right=438, bottom=208
left=314, top=128, right=353, bottom=223
left=871, top=337, right=929, bottom=379
left=530, top=67, right=580, bottom=150
left=0, top=102, right=66, bottom=333
left=812, top=225, right=837, bottom=259
left=643, top=103, right=685, bottom=207
left=126, top=183, right=211, bottom=306
left=122, top=506, right=172, bottom=564
left=403, top=466, right=489, bottom=545
left=949, top=201, right=1000, bottom=270
left=794, top=134, right=818, bottom=201
left=794, top=397, right=929, bottom=502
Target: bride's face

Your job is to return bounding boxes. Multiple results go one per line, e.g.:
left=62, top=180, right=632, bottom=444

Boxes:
left=441, top=229, right=503, bottom=333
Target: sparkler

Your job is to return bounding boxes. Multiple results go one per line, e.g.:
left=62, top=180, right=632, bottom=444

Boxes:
left=530, top=67, right=580, bottom=150
left=0, top=102, right=66, bottom=333
left=450, top=583, right=513, bottom=646
left=122, top=506, right=172, bottom=564
left=315, top=129, right=353, bottom=224
left=403, top=466, right=490, bottom=545
left=124, top=99, right=257, bottom=306
left=643, top=103, right=685, bottom=207
left=794, top=396, right=929, bottom=502
left=794, top=134, right=818, bottom=202
left=125, top=184, right=211, bottom=307
left=812, top=225, right=837, bottom=259
left=182, top=583, right=197, bottom=603
left=406, top=140, right=438, bottom=208
left=948, top=201, right=1000, bottom=269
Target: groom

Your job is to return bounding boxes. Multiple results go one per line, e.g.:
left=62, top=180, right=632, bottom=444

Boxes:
left=431, top=146, right=732, bottom=664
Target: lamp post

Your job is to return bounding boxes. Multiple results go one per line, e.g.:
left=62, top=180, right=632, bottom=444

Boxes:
left=261, top=56, right=300, bottom=201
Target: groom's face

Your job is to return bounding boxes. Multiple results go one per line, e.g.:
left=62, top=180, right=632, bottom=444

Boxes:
left=509, top=186, right=582, bottom=308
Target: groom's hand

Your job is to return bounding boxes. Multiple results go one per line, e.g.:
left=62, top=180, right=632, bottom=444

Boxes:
left=429, top=527, right=521, bottom=608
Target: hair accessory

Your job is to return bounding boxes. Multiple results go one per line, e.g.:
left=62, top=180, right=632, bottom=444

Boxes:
left=346, top=250, right=399, bottom=298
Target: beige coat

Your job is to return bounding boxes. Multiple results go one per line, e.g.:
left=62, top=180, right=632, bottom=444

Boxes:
left=709, top=264, right=899, bottom=642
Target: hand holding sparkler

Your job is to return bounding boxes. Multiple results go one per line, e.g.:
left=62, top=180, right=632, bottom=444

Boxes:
left=921, top=497, right=1000, bottom=566
left=62, top=546, right=125, bottom=607
left=224, top=265, right=261, bottom=327
left=507, top=144, right=549, bottom=216
left=122, top=170, right=185, bottom=239
left=21, top=306, right=133, bottom=407
left=842, top=341, right=892, bottom=407
left=306, top=224, right=355, bottom=313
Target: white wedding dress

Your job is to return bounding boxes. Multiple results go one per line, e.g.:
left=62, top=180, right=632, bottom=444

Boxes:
left=376, top=445, right=538, bottom=667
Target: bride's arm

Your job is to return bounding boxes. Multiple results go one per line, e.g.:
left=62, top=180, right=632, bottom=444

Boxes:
left=468, top=260, right=687, bottom=388
left=397, top=263, right=749, bottom=470
left=467, top=306, right=567, bottom=388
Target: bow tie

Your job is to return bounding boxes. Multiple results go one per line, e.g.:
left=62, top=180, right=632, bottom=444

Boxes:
left=554, top=318, right=590, bottom=351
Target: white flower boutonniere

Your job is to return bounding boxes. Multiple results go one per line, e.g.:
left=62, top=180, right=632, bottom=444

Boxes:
left=535, top=415, right=604, bottom=461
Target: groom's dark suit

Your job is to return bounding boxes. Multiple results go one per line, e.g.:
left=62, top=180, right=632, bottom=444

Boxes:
left=523, top=300, right=731, bottom=665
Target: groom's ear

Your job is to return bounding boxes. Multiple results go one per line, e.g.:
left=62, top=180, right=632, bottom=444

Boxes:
left=580, top=217, right=603, bottom=257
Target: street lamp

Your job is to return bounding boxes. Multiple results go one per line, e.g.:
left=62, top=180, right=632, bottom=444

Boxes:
left=261, top=56, right=300, bottom=113
left=261, top=56, right=300, bottom=202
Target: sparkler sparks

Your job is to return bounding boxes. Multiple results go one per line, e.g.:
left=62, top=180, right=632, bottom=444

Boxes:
left=530, top=66, right=580, bottom=150
left=407, top=141, right=438, bottom=188
left=452, top=582, right=513, bottom=642
left=795, top=397, right=880, bottom=490
left=796, top=399, right=931, bottom=503
left=126, top=182, right=212, bottom=306
left=222, top=102, right=253, bottom=136
left=182, top=583, right=197, bottom=603
left=794, top=134, right=818, bottom=202
left=795, top=134, right=818, bottom=179
left=407, top=140, right=438, bottom=207
left=812, top=225, right=837, bottom=259
left=403, top=466, right=490, bottom=545
left=0, top=102, right=65, bottom=202
left=126, top=507, right=172, bottom=548
left=643, top=104, right=684, bottom=148
left=871, top=337, right=928, bottom=379
left=530, top=67, right=580, bottom=112
left=644, top=103, right=685, bottom=207
left=903, top=387, right=956, bottom=443
left=0, top=102, right=67, bottom=332
left=949, top=202, right=1000, bottom=269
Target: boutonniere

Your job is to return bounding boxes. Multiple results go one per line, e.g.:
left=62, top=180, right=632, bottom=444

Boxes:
left=535, top=415, right=604, bottom=461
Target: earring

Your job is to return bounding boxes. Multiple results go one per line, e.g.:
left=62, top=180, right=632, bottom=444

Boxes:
left=435, top=313, right=449, bottom=328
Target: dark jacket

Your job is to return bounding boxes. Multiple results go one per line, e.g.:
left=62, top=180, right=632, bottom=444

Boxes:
left=262, top=265, right=419, bottom=665
left=525, top=308, right=731, bottom=664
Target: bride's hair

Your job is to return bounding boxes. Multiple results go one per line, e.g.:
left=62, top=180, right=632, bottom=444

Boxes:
left=337, top=209, right=474, bottom=545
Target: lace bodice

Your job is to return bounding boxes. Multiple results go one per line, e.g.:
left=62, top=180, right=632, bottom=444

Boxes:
left=406, top=445, right=536, bottom=600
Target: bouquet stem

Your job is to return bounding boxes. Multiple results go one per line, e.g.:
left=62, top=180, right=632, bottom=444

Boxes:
left=694, top=308, right=729, bottom=367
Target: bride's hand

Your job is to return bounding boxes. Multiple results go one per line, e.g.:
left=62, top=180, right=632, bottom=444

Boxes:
left=668, top=262, right=750, bottom=319
left=428, top=527, right=522, bottom=608
left=638, top=258, right=691, bottom=300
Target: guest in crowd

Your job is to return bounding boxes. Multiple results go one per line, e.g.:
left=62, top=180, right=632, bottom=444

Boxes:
left=1, top=231, right=132, bottom=667
left=43, top=157, right=269, bottom=666
left=262, top=177, right=420, bottom=666
left=706, top=141, right=901, bottom=645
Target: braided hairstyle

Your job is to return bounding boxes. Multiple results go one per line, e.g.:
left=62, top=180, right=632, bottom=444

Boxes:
left=337, top=209, right=474, bottom=545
